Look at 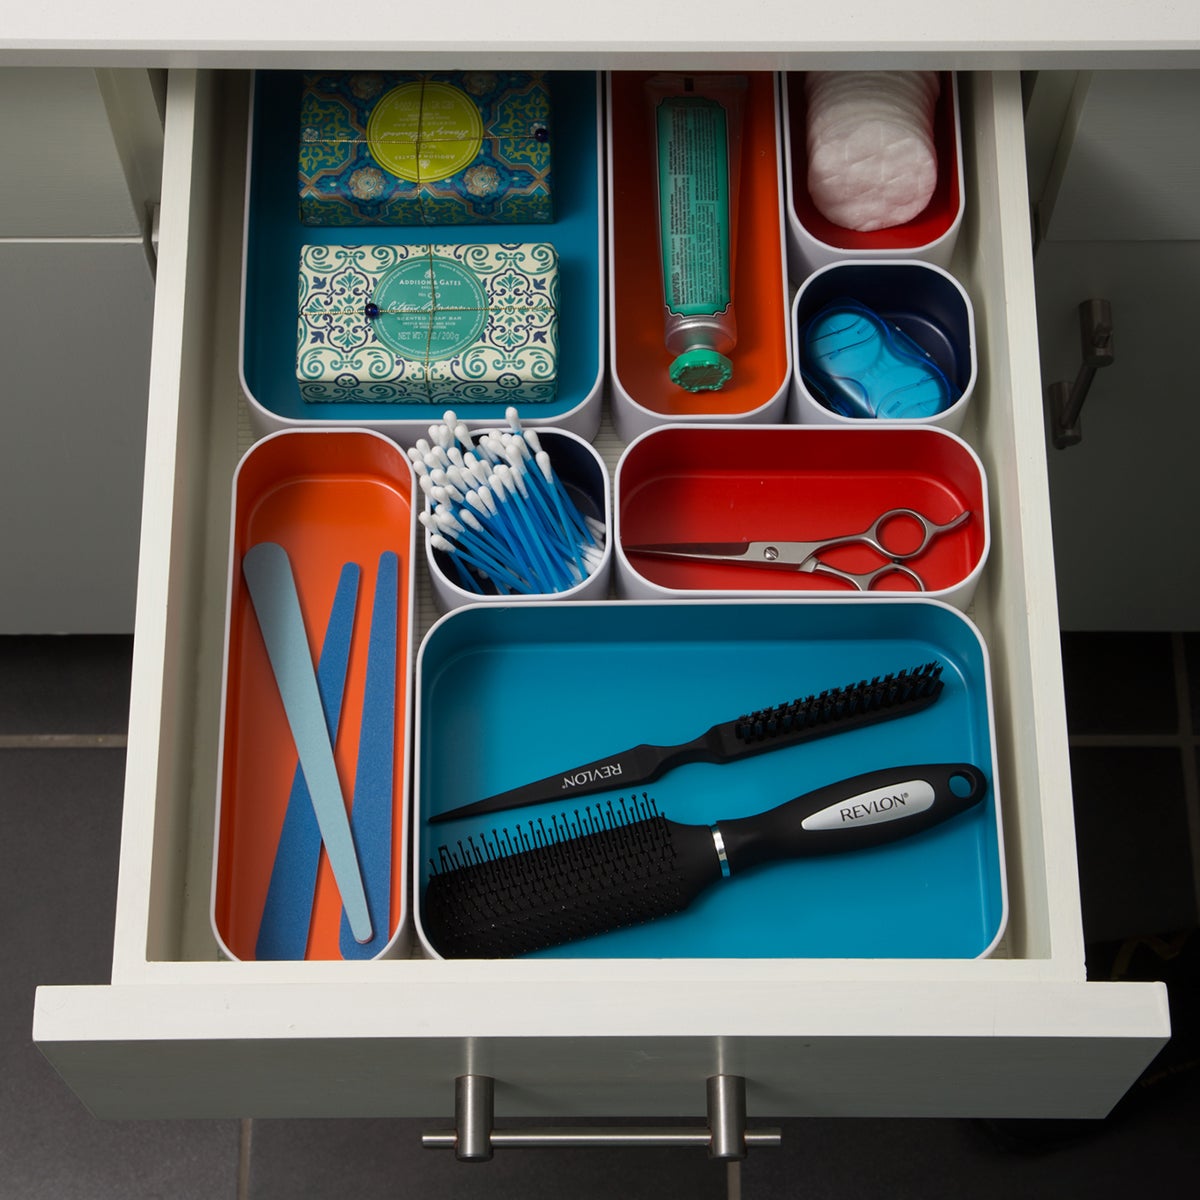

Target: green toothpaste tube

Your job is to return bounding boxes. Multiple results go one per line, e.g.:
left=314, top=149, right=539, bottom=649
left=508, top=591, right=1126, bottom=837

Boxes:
left=647, top=74, right=747, bottom=393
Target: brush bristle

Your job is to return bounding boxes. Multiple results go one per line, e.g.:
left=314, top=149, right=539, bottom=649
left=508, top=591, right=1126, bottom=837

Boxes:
left=734, top=660, right=943, bottom=743
left=423, top=796, right=713, bottom=958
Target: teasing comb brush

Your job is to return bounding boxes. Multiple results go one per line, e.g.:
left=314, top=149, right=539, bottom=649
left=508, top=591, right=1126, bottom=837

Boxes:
left=429, top=661, right=945, bottom=825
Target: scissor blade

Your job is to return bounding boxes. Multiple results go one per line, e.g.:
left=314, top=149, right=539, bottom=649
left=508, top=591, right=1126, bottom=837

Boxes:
left=626, top=541, right=751, bottom=561
left=624, top=541, right=800, bottom=569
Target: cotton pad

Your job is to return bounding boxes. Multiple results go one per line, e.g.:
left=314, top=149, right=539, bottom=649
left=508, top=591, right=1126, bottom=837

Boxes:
left=805, top=71, right=941, bottom=233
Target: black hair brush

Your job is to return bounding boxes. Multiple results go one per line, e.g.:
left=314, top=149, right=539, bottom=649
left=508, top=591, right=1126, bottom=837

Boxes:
left=423, top=761, right=986, bottom=958
left=429, top=661, right=946, bottom=824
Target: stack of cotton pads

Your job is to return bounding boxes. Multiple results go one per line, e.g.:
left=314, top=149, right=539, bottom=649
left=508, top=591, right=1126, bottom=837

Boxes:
left=805, top=71, right=941, bottom=232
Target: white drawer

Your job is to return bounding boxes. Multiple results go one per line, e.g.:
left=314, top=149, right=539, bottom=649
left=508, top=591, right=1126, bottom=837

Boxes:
left=32, top=68, right=1168, bottom=1122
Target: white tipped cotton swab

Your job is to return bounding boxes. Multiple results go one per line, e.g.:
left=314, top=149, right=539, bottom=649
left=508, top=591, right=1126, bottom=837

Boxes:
left=421, top=413, right=605, bottom=598
left=430, top=535, right=487, bottom=594
left=537, top=449, right=592, bottom=549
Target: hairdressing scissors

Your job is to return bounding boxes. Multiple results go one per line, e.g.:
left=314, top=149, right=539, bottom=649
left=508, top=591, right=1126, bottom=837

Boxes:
left=624, top=507, right=971, bottom=592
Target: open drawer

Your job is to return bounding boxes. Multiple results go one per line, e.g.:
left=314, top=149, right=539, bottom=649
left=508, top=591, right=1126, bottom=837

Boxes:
left=33, top=69, right=1168, bottom=1121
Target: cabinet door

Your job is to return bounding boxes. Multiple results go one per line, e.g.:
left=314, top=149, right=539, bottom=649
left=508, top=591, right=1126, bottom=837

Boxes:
left=0, top=239, right=152, bottom=632
left=1033, top=70, right=1200, bottom=629
left=33, top=69, right=1168, bottom=1121
left=0, top=67, right=161, bottom=633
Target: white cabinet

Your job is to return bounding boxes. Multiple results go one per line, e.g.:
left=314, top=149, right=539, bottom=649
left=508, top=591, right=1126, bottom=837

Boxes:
left=1031, top=70, right=1200, bottom=630
left=28, top=67, right=1172, bottom=1121
left=0, top=67, right=161, bottom=633
left=0, top=240, right=152, bottom=633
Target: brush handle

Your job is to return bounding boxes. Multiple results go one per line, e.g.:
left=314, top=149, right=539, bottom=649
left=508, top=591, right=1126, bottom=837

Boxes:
left=428, top=740, right=700, bottom=824
left=714, top=763, right=986, bottom=875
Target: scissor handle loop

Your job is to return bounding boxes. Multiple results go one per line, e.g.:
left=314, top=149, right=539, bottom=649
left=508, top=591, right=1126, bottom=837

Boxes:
left=810, top=558, right=926, bottom=593
left=849, top=507, right=970, bottom=562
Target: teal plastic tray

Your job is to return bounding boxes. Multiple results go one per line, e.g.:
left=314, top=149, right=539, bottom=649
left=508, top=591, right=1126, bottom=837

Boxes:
left=241, top=71, right=603, bottom=428
left=414, top=599, right=1006, bottom=959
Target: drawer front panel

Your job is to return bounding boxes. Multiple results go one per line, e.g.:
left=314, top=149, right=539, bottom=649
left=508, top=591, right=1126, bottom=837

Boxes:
left=36, top=978, right=1169, bottom=1120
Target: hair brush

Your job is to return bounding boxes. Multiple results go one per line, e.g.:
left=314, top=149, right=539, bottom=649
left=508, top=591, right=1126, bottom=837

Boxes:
left=423, top=761, right=986, bottom=958
left=428, top=661, right=946, bottom=824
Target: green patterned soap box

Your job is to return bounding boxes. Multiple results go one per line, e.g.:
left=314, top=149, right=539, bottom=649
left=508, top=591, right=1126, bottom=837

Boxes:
left=298, top=71, right=552, bottom=226
left=296, top=243, right=559, bottom=404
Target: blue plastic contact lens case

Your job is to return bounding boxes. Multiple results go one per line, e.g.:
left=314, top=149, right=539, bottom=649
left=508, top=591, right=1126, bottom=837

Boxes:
left=801, top=300, right=955, bottom=420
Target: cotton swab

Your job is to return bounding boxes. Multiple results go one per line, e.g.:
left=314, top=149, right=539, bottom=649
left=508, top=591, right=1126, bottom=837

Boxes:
left=421, top=411, right=604, bottom=596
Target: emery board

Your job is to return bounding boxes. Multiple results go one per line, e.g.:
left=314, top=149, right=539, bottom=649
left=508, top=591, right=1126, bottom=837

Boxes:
left=256, top=561, right=360, bottom=960
left=242, top=541, right=372, bottom=944
left=340, top=551, right=399, bottom=958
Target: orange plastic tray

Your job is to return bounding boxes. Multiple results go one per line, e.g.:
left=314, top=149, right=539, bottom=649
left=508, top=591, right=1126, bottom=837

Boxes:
left=212, top=430, right=415, bottom=961
left=609, top=71, right=791, bottom=418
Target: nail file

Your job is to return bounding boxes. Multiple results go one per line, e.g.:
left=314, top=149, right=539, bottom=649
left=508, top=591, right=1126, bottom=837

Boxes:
left=340, top=551, right=399, bottom=959
left=256, top=561, right=360, bottom=961
left=242, top=541, right=372, bottom=944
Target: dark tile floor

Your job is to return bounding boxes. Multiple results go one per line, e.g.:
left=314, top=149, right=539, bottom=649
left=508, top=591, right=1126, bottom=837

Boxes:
left=3, top=633, right=1198, bottom=1198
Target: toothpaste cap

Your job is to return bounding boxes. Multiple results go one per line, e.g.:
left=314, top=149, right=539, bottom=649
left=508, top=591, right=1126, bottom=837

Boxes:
left=670, top=346, right=733, bottom=392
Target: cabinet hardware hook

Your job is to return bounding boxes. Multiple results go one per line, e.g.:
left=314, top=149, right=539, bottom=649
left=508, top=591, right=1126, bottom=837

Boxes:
left=1048, top=298, right=1115, bottom=449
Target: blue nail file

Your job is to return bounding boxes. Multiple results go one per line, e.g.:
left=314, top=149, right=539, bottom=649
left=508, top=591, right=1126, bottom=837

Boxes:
left=242, top=541, right=373, bottom=944
left=255, top=561, right=359, bottom=961
left=340, top=551, right=399, bottom=959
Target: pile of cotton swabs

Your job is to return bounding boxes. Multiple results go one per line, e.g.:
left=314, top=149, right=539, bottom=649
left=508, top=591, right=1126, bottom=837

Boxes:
left=411, top=409, right=606, bottom=596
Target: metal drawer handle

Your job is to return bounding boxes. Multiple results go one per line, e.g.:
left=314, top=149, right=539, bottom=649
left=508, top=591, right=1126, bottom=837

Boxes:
left=422, top=1074, right=782, bottom=1162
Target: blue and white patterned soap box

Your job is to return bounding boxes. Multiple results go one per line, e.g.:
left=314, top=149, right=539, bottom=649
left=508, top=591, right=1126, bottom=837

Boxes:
left=297, top=242, right=559, bottom=404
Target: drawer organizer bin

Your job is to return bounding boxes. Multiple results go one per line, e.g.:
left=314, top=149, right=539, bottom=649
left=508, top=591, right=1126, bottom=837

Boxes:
left=783, top=71, right=964, bottom=279
left=614, top=424, right=989, bottom=608
left=606, top=71, right=792, bottom=442
left=239, top=71, right=606, bottom=444
left=212, top=429, right=417, bottom=961
left=790, top=259, right=977, bottom=431
left=414, top=599, right=1006, bottom=960
left=424, top=426, right=614, bottom=612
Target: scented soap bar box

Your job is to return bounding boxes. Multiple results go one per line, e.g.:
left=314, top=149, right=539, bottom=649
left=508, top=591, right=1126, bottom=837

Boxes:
left=298, top=71, right=553, bottom=226
left=297, top=243, right=559, bottom=404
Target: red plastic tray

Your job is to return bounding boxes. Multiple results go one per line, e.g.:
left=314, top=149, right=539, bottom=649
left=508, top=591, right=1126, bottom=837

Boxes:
left=787, top=71, right=962, bottom=253
left=615, top=425, right=987, bottom=604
